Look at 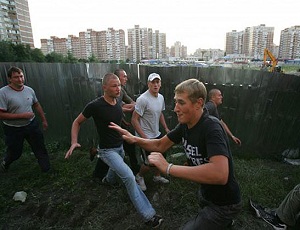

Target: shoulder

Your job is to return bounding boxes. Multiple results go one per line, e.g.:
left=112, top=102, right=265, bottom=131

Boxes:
left=136, top=92, right=148, bottom=103
left=23, top=85, right=35, bottom=93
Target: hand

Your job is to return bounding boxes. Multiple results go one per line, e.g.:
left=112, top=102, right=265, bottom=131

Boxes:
left=148, top=152, right=169, bottom=174
left=42, top=120, right=48, bottom=131
left=109, top=122, right=135, bottom=144
left=65, top=143, right=81, bottom=159
left=232, top=136, right=241, bottom=145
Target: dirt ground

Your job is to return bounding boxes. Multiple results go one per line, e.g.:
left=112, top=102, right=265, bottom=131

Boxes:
left=1, top=149, right=297, bottom=230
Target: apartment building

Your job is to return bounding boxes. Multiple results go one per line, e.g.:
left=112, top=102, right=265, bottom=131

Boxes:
left=225, top=30, right=243, bottom=55
left=225, top=24, right=274, bottom=59
left=170, top=41, right=187, bottom=59
left=0, top=0, right=34, bottom=47
left=278, top=26, right=300, bottom=60
left=96, top=28, right=125, bottom=61
left=127, top=25, right=167, bottom=62
left=41, top=28, right=126, bottom=61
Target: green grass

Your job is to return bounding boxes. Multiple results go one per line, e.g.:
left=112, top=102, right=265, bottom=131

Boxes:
left=1, top=144, right=300, bottom=229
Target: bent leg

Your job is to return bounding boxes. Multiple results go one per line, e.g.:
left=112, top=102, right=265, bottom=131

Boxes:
left=99, top=146, right=155, bottom=221
left=277, top=184, right=300, bottom=226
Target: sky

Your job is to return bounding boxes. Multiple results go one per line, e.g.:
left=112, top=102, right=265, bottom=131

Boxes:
left=28, top=0, right=299, bottom=54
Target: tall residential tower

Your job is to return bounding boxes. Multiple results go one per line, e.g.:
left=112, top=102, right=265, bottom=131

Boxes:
left=0, top=0, right=34, bottom=47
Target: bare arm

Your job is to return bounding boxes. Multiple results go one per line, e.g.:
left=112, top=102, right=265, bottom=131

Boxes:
left=33, top=102, right=48, bottom=130
left=159, top=112, right=170, bottom=133
left=131, top=110, right=147, bottom=138
left=220, top=120, right=241, bottom=145
left=148, top=152, right=229, bottom=185
left=122, top=103, right=135, bottom=113
left=0, top=110, right=34, bottom=120
left=109, top=122, right=174, bottom=153
left=65, top=113, right=87, bottom=159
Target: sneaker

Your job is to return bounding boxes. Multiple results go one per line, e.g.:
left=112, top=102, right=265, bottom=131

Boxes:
left=145, top=214, right=163, bottom=228
left=249, top=199, right=265, bottom=218
left=260, top=209, right=287, bottom=230
left=227, top=219, right=235, bottom=227
left=153, top=175, right=169, bottom=184
left=136, top=174, right=147, bottom=191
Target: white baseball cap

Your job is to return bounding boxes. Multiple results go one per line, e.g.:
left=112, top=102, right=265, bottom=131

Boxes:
left=148, top=73, right=161, bottom=82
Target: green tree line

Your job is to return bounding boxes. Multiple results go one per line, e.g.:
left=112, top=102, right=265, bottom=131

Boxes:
left=0, top=41, right=127, bottom=63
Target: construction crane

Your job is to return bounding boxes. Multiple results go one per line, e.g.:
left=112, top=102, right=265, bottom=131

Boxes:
left=262, top=48, right=282, bottom=72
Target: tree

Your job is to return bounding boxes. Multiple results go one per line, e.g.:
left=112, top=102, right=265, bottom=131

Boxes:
left=45, top=52, right=65, bottom=63
left=13, top=44, right=32, bottom=62
left=0, top=41, right=15, bottom=61
left=64, top=52, right=78, bottom=63
left=31, top=48, right=46, bottom=62
left=88, top=54, right=98, bottom=63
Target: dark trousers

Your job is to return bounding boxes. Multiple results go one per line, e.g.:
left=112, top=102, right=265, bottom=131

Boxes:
left=2, top=119, right=50, bottom=172
left=123, top=140, right=139, bottom=175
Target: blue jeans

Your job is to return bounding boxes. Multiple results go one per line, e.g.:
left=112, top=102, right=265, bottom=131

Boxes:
left=98, top=146, right=156, bottom=221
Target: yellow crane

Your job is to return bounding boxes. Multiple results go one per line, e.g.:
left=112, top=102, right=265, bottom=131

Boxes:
left=262, top=48, right=282, bottom=72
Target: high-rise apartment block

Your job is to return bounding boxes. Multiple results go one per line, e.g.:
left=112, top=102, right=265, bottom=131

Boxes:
left=0, top=0, right=34, bottom=47
left=170, top=41, right=187, bottom=59
left=41, top=28, right=126, bottom=61
left=127, top=25, right=166, bottom=62
left=278, top=26, right=300, bottom=60
left=226, top=24, right=274, bottom=59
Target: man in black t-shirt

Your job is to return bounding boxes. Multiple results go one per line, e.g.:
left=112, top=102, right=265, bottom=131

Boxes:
left=65, top=73, right=163, bottom=228
left=205, top=89, right=241, bottom=145
left=110, top=79, right=242, bottom=229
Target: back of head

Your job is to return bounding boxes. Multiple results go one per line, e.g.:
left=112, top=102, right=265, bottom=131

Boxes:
left=7, top=66, right=22, bottom=78
left=175, top=78, right=207, bottom=103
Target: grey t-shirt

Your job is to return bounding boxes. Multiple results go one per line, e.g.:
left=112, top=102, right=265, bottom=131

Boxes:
left=0, top=85, right=37, bottom=127
left=134, top=90, right=165, bottom=138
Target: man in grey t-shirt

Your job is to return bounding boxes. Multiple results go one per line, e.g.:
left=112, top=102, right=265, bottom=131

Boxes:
left=0, top=66, right=50, bottom=173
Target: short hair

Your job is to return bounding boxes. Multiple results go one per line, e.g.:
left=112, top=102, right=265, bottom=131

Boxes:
left=208, top=89, right=221, bottom=100
left=174, top=78, right=207, bottom=103
left=114, top=69, right=125, bottom=78
left=102, top=73, right=118, bottom=85
left=7, top=66, right=23, bottom=78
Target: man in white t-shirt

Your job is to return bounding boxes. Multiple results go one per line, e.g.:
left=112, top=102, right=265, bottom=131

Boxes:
left=131, top=73, right=170, bottom=191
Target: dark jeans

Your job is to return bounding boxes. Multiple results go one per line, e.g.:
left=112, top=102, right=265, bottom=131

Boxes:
left=2, top=119, right=50, bottom=172
left=181, top=193, right=242, bottom=230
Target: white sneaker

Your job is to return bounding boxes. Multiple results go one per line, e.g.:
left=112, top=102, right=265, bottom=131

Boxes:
left=153, top=175, right=169, bottom=184
left=136, top=174, right=147, bottom=191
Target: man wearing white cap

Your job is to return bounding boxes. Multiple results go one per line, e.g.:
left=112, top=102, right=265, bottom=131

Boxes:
left=131, top=73, right=170, bottom=191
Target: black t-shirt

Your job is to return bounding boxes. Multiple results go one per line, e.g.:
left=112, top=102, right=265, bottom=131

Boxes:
left=82, top=96, right=123, bottom=149
left=167, top=109, right=241, bottom=205
left=205, top=101, right=221, bottom=120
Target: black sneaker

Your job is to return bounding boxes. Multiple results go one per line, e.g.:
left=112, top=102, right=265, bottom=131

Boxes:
left=249, top=199, right=265, bottom=218
left=145, top=215, right=163, bottom=228
left=260, top=209, right=287, bottom=230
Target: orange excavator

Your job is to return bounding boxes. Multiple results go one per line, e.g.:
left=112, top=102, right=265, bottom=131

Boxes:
left=262, top=48, right=282, bottom=72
